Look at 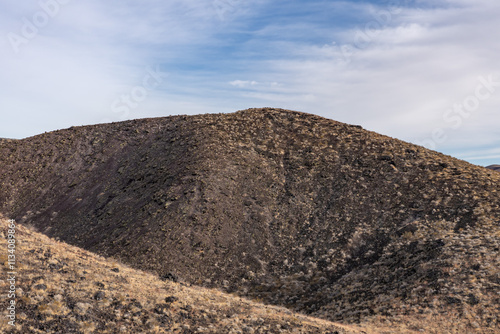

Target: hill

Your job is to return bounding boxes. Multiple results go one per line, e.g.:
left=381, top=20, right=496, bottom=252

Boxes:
left=487, top=165, right=500, bottom=171
left=1, top=108, right=499, bottom=332
left=0, top=217, right=356, bottom=333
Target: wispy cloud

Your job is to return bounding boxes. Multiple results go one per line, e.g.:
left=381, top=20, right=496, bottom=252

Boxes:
left=229, top=80, right=258, bottom=88
left=0, top=0, right=499, bottom=166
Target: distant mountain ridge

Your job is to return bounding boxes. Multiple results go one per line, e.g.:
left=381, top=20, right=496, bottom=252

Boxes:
left=1, top=108, right=499, bottom=331
left=487, top=164, right=500, bottom=171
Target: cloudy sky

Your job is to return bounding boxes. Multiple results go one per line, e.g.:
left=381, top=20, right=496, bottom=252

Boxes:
left=1, top=0, right=499, bottom=166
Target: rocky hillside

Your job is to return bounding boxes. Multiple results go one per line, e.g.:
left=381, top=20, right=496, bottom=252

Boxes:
left=0, top=217, right=356, bottom=334
left=1, top=108, right=499, bottom=332
left=0, top=221, right=496, bottom=334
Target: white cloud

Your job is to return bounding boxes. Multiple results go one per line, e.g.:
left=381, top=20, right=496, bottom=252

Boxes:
left=455, top=146, right=500, bottom=162
left=225, top=1, right=500, bottom=160
left=0, top=0, right=498, bottom=166
left=230, top=80, right=259, bottom=88
left=228, top=80, right=281, bottom=89
left=0, top=0, right=223, bottom=138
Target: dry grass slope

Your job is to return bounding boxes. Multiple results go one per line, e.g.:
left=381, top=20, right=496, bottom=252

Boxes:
left=1, top=217, right=498, bottom=333
left=0, top=217, right=356, bottom=334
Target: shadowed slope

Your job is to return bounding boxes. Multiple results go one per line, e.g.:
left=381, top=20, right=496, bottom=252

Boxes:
left=1, top=108, right=499, bottom=330
left=0, top=217, right=356, bottom=334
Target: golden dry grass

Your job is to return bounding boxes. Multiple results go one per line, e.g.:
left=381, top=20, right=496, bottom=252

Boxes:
left=0, top=217, right=357, bottom=333
left=2, top=218, right=499, bottom=333
left=2, top=216, right=498, bottom=333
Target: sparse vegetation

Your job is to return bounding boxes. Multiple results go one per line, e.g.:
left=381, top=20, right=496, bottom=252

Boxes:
left=0, top=108, right=499, bottom=333
left=0, top=218, right=353, bottom=333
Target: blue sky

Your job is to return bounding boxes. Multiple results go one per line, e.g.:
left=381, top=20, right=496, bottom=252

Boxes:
left=1, top=0, right=499, bottom=166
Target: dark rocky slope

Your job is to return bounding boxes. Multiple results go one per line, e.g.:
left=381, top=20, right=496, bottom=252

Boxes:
left=1, top=108, right=499, bottom=330
left=0, top=217, right=356, bottom=334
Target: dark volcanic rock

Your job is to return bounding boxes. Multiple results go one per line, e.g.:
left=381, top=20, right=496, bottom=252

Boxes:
left=0, top=218, right=352, bottom=334
left=0, top=108, right=499, bottom=328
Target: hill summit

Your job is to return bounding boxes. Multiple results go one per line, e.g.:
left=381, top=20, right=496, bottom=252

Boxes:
left=1, top=108, right=499, bottom=331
